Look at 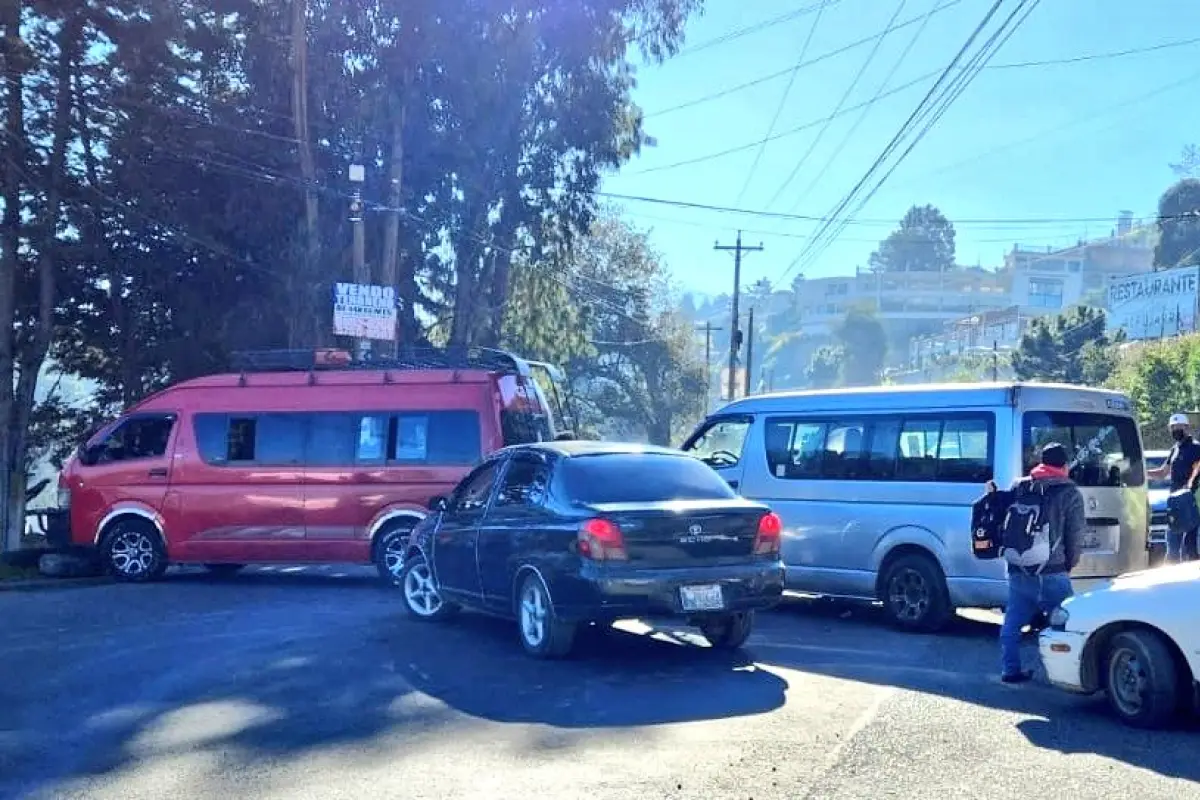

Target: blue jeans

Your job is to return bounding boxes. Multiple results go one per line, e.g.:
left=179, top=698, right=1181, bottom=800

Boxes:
left=1000, top=571, right=1074, bottom=677
left=1166, top=527, right=1198, bottom=563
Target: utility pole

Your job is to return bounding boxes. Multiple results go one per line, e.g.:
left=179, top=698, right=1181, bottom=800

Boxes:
left=696, top=321, right=724, bottom=410
left=714, top=231, right=763, bottom=402
left=991, top=340, right=999, bottom=382
left=349, top=163, right=369, bottom=360
left=744, top=307, right=755, bottom=397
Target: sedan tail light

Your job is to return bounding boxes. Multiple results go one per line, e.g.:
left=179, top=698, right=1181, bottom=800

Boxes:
left=753, top=512, right=783, bottom=556
left=577, top=518, right=628, bottom=561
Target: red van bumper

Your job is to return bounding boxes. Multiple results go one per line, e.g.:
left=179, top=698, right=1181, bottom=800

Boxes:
left=37, top=508, right=74, bottom=549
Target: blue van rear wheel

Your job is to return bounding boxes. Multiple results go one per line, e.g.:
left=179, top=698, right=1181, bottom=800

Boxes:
left=880, top=553, right=951, bottom=632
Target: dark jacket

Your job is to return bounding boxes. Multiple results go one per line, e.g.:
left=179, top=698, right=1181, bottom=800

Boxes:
left=1010, top=474, right=1085, bottom=574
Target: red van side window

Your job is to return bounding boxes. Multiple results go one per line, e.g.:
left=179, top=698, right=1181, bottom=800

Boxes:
left=193, top=410, right=482, bottom=467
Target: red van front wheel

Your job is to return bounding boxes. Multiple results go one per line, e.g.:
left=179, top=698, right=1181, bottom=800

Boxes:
left=101, top=518, right=168, bottom=583
left=373, top=521, right=416, bottom=586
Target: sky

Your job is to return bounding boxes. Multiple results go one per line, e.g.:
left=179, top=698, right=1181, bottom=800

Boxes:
left=599, top=0, right=1200, bottom=298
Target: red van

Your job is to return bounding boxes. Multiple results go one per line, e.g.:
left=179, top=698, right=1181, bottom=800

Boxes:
left=50, top=347, right=573, bottom=584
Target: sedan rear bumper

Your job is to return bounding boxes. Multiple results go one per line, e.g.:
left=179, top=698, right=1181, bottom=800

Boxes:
left=563, top=560, right=786, bottom=622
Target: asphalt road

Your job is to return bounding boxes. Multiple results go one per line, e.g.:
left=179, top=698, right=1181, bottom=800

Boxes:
left=1, top=566, right=1197, bottom=800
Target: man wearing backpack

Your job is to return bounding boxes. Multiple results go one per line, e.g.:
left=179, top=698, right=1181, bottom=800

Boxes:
left=999, top=442, right=1085, bottom=684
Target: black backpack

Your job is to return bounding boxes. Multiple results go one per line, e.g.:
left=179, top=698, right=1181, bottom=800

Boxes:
left=1000, top=479, right=1070, bottom=571
left=972, top=479, right=1069, bottom=566
left=970, top=482, right=1012, bottom=560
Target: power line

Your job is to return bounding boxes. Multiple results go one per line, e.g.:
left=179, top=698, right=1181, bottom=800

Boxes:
left=774, top=0, right=1026, bottom=284
left=645, top=1, right=965, bottom=119
left=899, top=65, right=1200, bottom=186
left=619, top=207, right=1110, bottom=245
left=675, top=0, right=844, bottom=58
left=765, top=0, right=913, bottom=210
left=0, top=128, right=272, bottom=277
left=734, top=0, right=833, bottom=205
left=150, top=128, right=1154, bottom=345
left=790, top=0, right=1043, bottom=278
left=9, top=107, right=653, bottom=333
left=988, top=33, right=1200, bottom=69
left=644, top=24, right=1200, bottom=119
left=137, top=137, right=677, bottom=333
left=627, top=34, right=1200, bottom=178
left=630, top=71, right=937, bottom=176
left=596, top=190, right=1167, bottom=227
left=786, top=0, right=945, bottom=215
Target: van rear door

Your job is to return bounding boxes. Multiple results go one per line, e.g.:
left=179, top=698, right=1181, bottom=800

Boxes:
left=1021, top=409, right=1147, bottom=578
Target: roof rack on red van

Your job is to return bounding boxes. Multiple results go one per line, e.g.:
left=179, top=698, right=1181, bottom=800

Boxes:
left=228, top=347, right=527, bottom=376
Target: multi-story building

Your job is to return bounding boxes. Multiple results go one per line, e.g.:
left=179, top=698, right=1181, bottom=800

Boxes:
left=770, top=211, right=1156, bottom=382
left=1002, top=210, right=1155, bottom=315
left=906, top=305, right=1025, bottom=363
left=790, top=265, right=1011, bottom=338
left=898, top=213, right=1157, bottom=374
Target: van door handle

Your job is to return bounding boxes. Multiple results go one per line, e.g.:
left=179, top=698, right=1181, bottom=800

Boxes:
left=148, top=467, right=168, bottom=478
left=726, top=479, right=739, bottom=490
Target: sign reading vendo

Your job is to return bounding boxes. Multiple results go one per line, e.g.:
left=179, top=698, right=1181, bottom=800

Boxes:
left=333, top=282, right=397, bottom=341
left=1106, top=266, right=1200, bottom=341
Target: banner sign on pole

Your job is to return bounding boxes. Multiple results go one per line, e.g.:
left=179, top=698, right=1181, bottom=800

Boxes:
left=333, top=282, right=397, bottom=341
left=1106, top=266, right=1200, bottom=340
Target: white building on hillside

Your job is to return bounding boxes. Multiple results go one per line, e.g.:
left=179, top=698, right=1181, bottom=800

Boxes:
left=1002, top=211, right=1155, bottom=315
left=790, top=265, right=1011, bottom=338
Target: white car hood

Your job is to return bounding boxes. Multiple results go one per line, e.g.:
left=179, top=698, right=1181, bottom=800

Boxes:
left=1107, top=561, right=1200, bottom=591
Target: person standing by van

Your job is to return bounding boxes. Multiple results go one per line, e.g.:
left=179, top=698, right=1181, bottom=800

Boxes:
left=1146, top=413, right=1200, bottom=563
left=999, top=442, right=1084, bottom=684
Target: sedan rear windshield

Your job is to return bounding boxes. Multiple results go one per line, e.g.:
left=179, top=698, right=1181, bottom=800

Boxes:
left=561, top=453, right=736, bottom=505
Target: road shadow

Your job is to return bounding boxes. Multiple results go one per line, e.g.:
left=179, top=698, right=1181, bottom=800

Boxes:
left=391, top=612, right=789, bottom=728
left=751, top=600, right=1200, bottom=783
left=0, top=602, right=420, bottom=797
left=0, top=594, right=786, bottom=798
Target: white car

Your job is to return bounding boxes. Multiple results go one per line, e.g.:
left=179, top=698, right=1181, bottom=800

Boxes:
left=1039, top=562, right=1200, bottom=728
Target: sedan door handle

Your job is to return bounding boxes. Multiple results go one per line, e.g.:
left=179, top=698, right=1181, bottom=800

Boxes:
left=148, top=467, right=168, bottom=478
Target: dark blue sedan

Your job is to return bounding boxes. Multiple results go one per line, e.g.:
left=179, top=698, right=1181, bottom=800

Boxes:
left=399, top=441, right=786, bottom=659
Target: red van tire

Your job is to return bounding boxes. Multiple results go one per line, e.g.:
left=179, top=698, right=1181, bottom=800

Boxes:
left=100, top=518, right=168, bottom=583
left=373, top=521, right=418, bottom=586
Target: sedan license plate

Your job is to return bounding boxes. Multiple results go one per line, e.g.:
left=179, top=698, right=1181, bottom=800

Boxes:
left=680, top=584, right=724, bottom=612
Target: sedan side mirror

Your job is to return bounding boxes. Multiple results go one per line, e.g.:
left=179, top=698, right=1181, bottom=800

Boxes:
left=429, top=495, right=448, bottom=512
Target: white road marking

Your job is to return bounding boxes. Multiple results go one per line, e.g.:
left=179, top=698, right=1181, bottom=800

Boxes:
left=801, top=684, right=895, bottom=799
